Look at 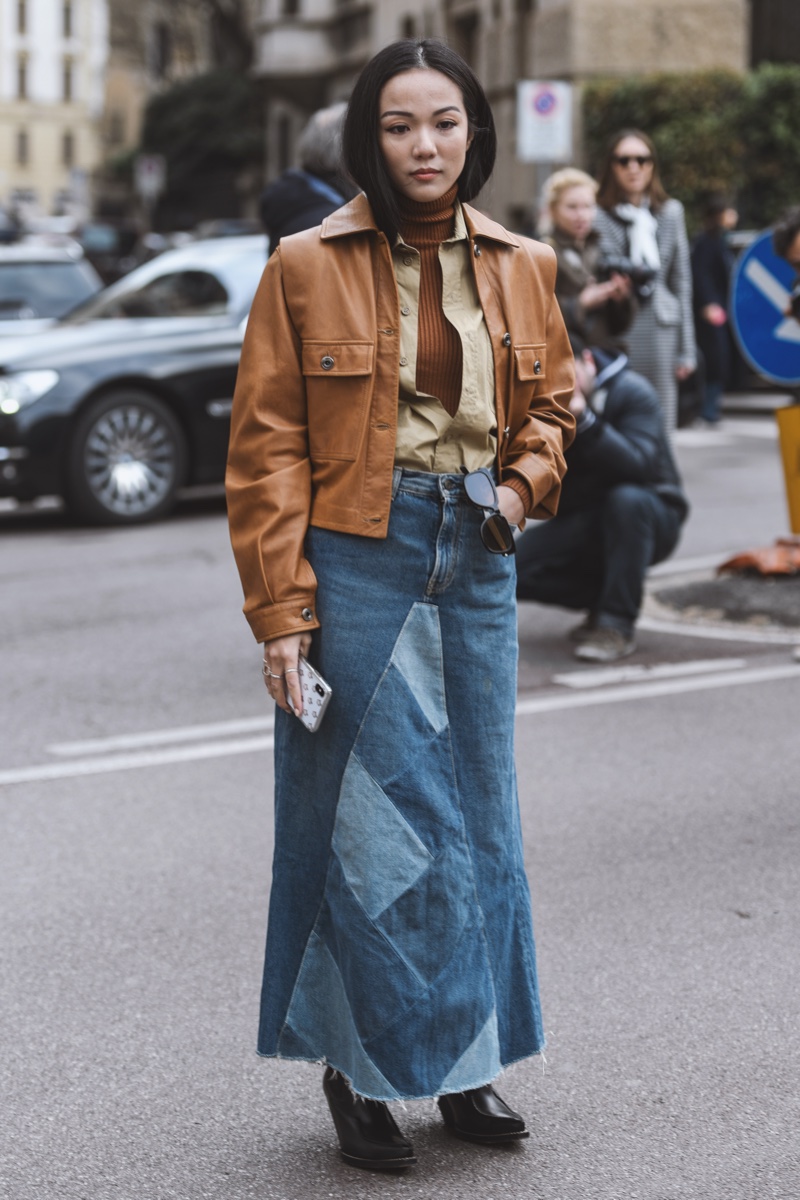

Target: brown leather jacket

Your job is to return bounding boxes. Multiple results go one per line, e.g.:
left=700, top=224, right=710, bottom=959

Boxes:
left=226, top=194, right=575, bottom=643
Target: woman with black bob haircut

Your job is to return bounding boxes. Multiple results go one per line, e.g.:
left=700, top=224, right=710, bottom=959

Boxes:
left=342, top=38, right=497, bottom=243
left=226, top=38, right=574, bottom=1172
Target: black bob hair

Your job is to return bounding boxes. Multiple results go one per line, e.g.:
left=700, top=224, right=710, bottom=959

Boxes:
left=342, top=39, right=497, bottom=242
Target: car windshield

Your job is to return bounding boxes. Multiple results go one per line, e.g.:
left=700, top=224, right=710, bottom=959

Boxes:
left=63, top=268, right=231, bottom=323
left=0, top=261, right=100, bottom=319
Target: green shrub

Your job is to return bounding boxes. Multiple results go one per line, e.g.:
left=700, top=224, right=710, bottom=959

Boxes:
left=582, top=66, right=800, bottom=232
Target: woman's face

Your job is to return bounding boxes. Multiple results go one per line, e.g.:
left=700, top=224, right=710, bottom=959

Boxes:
left=378, top=68, right=473, bottom=203
left=551, top=184, right=596, bottom=242
left=611, top=135, right=655, bottom=204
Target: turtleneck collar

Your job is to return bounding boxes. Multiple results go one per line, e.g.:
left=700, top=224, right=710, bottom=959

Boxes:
left=397, top=183, right=458, bottom=247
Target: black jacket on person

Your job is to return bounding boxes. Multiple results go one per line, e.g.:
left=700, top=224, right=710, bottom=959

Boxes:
left=259, top=169, right=350, bottom=252
left=561, top=354, right=689, bottom=521
left=691, top=228, right=735, bottom=385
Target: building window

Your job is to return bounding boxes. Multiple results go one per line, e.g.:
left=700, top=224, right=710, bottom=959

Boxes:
left=63, top=58, right=74, bottom=101
left=108, top=110, right=125, bottom=146
left=450, top=12, right=480, bottom=68
left=17, top=56, right=28, bottom=100
left=277, top=113, right=291, bottom=173
left=400, top=15, right=417, bottom=38
left=153, top=22, right=172, bottom=79
left=17, top=129, right=29, bottom=166
left=17, top=0, right=26, bottom=35
left=62, top=131, right=75, bottom=167
left=283, top=0, right=300, bottom=14
left=63, top=0, right=73, bottom=37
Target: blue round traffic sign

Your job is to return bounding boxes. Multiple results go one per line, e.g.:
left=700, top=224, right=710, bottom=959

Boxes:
left=730, top=231, right=800, bottom=385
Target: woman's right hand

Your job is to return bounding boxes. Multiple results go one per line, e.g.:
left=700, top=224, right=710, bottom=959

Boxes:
left=262, top=632, right=313, bottom=715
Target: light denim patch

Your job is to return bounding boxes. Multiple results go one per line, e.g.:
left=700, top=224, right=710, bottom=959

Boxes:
left=390, top=602, right=449, bottom=734
left=439, top=1008, right=501, bottom=1094
left=282, top=931, right=396, bottom=1098
left=332, top=753, right=434, bottom=920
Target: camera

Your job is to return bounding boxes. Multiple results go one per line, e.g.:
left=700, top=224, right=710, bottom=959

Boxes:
left=790, top=279, right=800, bottom=322
left=597, top=255, right=657, bottom=300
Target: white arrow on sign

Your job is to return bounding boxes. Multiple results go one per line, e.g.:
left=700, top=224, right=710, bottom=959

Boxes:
left=743, top=257, right=800, bottom=344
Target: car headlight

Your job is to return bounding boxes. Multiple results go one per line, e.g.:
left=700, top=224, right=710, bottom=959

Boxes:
left=0, top=370, right=60, bottom=415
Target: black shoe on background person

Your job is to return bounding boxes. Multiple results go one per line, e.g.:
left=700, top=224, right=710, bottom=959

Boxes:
left=322, top=1066, right=417, bottom=1170
left=437, top=1084, right=529, bottom=1144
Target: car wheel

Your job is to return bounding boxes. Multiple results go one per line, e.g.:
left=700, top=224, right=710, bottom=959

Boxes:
left=66, top=390, right=187, bottom=524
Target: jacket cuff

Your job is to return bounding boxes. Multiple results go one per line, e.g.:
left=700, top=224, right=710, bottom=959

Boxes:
left=245, top=596, right=321, bottom=644
left=501, top=472, right=534, bottom=515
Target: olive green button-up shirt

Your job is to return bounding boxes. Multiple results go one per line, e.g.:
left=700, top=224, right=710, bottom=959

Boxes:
left=392, top=202, right=497, bottom=474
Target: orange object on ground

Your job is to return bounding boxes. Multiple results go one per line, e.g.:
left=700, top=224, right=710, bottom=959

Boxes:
left=718, top=536, right=800, bottom=576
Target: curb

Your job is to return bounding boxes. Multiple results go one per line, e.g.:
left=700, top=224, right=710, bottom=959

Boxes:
left=641, top=567, right=800, bottom=646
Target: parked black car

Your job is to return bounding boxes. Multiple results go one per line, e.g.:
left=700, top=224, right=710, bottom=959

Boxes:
left=0, top=235, right=267, bottom=523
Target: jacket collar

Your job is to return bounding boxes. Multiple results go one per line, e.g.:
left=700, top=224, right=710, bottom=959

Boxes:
left=321, top=191, right=519, bottom=248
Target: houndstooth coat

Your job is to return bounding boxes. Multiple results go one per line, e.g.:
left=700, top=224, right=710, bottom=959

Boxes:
left=595, top=199, right=696, bottom=433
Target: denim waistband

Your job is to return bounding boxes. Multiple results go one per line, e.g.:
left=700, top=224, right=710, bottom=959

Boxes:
left=392, top=466, right=498, bottom=502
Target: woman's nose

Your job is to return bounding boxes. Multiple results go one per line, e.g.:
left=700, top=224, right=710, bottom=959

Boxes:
left=413, top=129, right=436, bottom=156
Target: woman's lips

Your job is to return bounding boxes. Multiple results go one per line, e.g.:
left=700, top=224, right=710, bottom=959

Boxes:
left=412, top=170, right=440, bottom=179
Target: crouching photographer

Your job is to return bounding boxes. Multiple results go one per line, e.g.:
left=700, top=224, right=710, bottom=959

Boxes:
left=772, top=206, right=800, bottom=322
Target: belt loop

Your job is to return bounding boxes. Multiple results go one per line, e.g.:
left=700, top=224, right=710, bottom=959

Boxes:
left=392, top=466, right=403, bottom=499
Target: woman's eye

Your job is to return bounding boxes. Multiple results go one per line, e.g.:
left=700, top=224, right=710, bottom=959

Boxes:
left=438, top=120, right=457, bottom=131
left=386, top=123, right=409, bottom=135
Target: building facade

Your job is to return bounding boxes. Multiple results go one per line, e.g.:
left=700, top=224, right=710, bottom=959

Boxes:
left=0, top=0, right=109, bottom=220
left=255, top=0, right=749, bottom=229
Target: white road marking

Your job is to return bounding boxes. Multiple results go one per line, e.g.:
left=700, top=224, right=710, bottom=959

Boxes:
left=48, top=715, right=274, bottom=757
left=0, top=734, right=274, bottom=786
left=516, top=663, right=800, bottom=716
left=637, top=613, right=800, bottom=645
left=552, top=658, right=747, bottom=689
left=2, top=663, right=800, bottom=787
left=648, top=553, right=730, bottom=577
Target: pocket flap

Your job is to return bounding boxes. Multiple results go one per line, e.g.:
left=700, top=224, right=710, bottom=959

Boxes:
left=302, top=341, right=374, bottom=376
left=514, top=344, right=547, bottom=381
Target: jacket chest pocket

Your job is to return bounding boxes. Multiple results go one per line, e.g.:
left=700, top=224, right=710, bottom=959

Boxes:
left=514, top=344, right=547, bottom=383
left=302, top=340, right=374, bottom=461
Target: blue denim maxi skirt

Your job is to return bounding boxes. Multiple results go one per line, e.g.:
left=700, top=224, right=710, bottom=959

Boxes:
left=258, top=469, right=544, bottom=1101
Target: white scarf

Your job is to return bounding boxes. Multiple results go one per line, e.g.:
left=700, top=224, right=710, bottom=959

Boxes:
left=615, top=202, right=660, bottom=270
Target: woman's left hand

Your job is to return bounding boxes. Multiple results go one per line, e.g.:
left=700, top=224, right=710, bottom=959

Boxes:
left=675, top=362, right=695, bottom=381
left=497, top=485, right=525, bottom=527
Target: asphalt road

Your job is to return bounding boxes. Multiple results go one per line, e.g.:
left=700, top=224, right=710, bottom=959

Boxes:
left=2, top=415, right=799, bottom=1200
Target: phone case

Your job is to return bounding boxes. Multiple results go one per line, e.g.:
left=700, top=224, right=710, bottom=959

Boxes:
left=287, top=656, right=332, bottom=733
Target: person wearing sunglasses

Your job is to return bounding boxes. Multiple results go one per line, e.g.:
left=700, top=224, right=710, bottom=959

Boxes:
left=594, top=129, right=696, bottom=434
left=226, top=39, right=574, bottom=1173
left=516, top=338, right=688, bottom=662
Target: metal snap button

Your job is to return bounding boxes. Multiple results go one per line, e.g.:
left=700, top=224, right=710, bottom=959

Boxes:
left=473, top=243, right=482, bottom=257
left=321, top=356, right=334, bottom=370
left=534, top=360, right=542, bottom=374
left=301, top=607, right=313, bottom=621
left=502, top=332, right=511, bottom=347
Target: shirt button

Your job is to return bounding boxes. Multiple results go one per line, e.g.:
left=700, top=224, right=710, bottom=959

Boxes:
left=320, top=356, right=334, bottom=370
left=401, top=306, right=410, bottom=316
left=399, top=357, right=408, bottom=366
left=301, top=607, right=313, bottom=621
left=502, top=332, right=511, bottom=347
left=403, top=255, right=413, bottom=266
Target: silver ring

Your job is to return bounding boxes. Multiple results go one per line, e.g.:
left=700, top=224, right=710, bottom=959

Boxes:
left=262, top=666, right=284, bottom=679
left=284, top=667, right=299, bottom=675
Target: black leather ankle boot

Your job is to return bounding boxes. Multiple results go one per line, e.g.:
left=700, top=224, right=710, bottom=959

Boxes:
left=437, top=1083, right=529, bottom=1144
left=322, top=1066, right=416, bottom=1170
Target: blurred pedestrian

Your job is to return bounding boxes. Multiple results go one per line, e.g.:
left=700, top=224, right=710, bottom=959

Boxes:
left=691, top=194, right=738, bottom=426
left=516, top=339, right=688, bottom=661
left=772, top=206, right=800, bottom=323
left=259, top=102, right=357, bottom=251
left=540, top=166, right=634, bottom=353
left=227, top=37, right=575, bottom=1172
left=595, top=130, right=696, bottom=433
